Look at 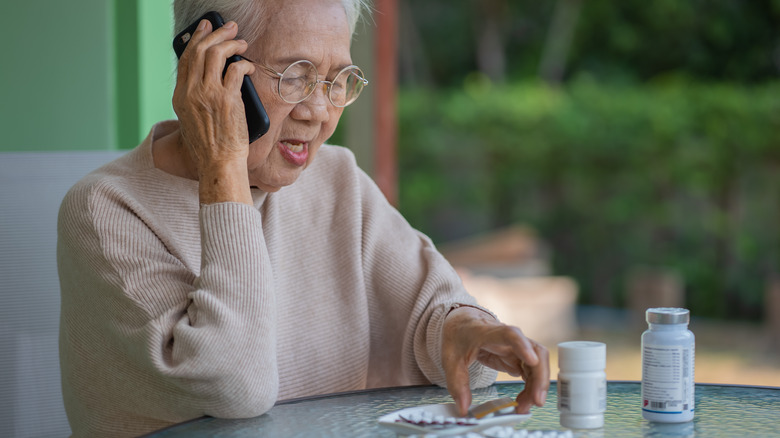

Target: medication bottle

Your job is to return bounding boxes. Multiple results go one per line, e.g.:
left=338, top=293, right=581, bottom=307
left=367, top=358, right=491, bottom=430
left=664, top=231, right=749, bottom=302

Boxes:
left=557, top=341, right=607, bottom=429
left=641, top=307, right=695, bottom=423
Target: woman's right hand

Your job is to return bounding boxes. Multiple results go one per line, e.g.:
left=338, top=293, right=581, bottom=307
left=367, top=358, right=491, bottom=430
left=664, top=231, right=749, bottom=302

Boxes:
left=172, top=19, right=256, bottom=205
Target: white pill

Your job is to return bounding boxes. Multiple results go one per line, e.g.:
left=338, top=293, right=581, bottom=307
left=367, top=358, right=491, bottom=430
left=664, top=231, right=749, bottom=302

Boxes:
left=481, top=426, right=504, bottom=437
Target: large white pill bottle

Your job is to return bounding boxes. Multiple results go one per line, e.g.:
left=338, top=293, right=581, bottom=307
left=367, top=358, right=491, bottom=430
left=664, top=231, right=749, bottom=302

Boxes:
left=641, top=307, right=695, bottom=423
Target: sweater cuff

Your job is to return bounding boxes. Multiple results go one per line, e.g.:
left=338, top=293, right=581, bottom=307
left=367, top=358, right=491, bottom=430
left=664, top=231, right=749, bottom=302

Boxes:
left=199, top=202, right=263, bottom=245
left=198, top=202, right=266, bottom=288
left=445, top=302, right=498, bottom=321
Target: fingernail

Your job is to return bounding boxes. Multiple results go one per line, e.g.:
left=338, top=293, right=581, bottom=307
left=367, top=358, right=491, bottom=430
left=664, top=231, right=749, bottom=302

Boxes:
left=197, top=19, right=207, bottom=31
left=225, top=21, right=236, bottom=29
left=539, top=390, right=548, bottom=405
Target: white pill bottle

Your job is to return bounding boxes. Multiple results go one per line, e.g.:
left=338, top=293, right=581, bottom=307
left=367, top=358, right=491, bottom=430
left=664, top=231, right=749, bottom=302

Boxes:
left=557, top=341, right=607, bottom=429
left=641, top=307, right=695, bottom=423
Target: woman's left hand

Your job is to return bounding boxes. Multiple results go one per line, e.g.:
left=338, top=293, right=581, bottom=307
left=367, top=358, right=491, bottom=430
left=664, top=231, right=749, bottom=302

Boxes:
left=442, top=306, right=550, bottom=416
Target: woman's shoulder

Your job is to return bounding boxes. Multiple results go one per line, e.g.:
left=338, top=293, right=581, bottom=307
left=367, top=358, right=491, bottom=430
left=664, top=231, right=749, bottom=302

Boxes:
left=59, top=143, right=187, bottom=228
left=63, top=121, right=185, bottom=209
left=62, top=148, right=143, bottom=203
left=62, top=151, right=126, bottom=200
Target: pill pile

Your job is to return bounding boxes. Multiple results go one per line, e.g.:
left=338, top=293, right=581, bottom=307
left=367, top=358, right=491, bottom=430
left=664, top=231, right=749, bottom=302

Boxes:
left=405, top=433, right=485, bottom=438
left=405, top=430, right=574, bottom=438
left=483, top=426, right=575, bottom=438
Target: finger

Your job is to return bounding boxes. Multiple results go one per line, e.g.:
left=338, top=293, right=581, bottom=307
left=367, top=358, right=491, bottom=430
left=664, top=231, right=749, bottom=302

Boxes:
left=530, top=343, right=551, bottom=405
left=476, top=326, right=539, bottom=367
left=476, top=352, right=523, bottom=377
left=191, top=19, right=239, bottom=51
left=224, top=58, right=256, bottom=92
left=444, top=359, right=473, bottom=417
left=176, top=19, right=212, bottom=85
left=199, top=21, right=240, bottom=82
left=203, top=39, right=251, bottom=84
left=210, top=20, right=240, bottom=40
left=474, top=324, right=546, bottom=372
left=500, top=356, right=524, bottom=377
left=188, top=18, right=213, bottom=45
left=515, top=343, right=550, bottom=413
left=504, top=327, right=540, bottom=367
left=187, top=21, right=240, bottom=83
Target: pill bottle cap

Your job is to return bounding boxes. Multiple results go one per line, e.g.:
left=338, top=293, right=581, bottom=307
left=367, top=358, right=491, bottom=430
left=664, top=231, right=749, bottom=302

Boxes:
left=558, top=341, right=606, bottom=371
left=646, top=307, right=690, bottom=324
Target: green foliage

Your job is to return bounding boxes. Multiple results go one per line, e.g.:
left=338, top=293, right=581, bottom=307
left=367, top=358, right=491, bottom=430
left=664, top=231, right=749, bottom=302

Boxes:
left=571, top=0, right=780, bottom=83
left=398, top=80, right=780, bottom=319
left=404, top=0, right=780, bottom=86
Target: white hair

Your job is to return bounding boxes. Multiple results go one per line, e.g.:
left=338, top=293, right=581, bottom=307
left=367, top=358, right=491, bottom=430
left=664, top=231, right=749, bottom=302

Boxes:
left=172, top=0, right=370, bottom=46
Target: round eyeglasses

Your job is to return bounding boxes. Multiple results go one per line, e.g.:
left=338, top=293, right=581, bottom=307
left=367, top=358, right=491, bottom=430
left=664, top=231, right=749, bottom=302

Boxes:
left=243, top=58, right=368, bottom=107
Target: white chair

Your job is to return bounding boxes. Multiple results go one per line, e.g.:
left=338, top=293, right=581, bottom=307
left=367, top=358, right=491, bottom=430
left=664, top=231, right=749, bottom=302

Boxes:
left=0, top=151, right=124, bottom=437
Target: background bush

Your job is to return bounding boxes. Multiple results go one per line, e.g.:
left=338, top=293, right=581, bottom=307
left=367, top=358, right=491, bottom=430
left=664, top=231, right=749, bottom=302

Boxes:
left=397, top=79, right=780, bottom=319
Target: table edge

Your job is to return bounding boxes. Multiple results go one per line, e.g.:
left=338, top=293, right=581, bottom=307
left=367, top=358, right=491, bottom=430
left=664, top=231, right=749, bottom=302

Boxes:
left=140, top=380, right=780, bottom=436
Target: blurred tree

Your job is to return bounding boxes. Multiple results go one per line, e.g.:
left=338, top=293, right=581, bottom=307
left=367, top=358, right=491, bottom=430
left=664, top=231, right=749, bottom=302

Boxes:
left=473, top=0, right=510, bottom=83
left=398, top=0, right=434, bottom=87
left=539, top=0, right=582, bottom=84
left=398, top=0, right=475, bottom=87
left=569, top=0, right=780, bottom=83
left=401, top=0, right=780, bottom=87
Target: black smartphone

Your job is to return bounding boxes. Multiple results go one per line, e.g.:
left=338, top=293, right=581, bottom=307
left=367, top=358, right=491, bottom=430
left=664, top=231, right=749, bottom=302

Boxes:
left=173, top=11, right=270, bottom=143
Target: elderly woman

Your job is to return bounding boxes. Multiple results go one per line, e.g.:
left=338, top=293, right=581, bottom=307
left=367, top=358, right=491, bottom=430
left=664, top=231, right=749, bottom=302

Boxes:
left=57, top=0, right=549, bottom=436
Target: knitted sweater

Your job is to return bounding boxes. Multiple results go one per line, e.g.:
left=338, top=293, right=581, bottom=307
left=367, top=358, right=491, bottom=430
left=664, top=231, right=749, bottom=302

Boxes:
left=57, top=121, right=497, bottom=437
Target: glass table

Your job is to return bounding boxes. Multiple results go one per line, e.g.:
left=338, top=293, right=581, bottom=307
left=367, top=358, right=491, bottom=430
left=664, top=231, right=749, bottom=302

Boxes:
left=144, top=381, right=780, bottom=437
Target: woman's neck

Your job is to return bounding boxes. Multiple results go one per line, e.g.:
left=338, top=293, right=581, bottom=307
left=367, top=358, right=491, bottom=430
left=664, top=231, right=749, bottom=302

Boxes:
left=151, top=128, right=199, bottom=181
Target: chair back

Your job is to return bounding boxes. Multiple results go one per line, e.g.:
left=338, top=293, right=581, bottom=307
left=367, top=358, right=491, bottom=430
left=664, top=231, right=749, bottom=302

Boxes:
left=0, top=151, right=124, bottom=437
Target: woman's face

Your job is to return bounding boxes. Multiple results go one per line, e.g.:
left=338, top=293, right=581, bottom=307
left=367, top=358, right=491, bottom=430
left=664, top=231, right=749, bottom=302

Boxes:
left=243, top=0, right=352, bottom=192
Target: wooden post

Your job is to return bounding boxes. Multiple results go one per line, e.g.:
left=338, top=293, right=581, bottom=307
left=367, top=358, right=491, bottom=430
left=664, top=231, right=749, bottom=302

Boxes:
left=373, top=0, right=399, bottom=206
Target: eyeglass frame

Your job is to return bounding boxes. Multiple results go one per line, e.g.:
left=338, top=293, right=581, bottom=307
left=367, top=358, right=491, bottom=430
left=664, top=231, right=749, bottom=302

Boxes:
left=240, top=56, right=369, bottom=108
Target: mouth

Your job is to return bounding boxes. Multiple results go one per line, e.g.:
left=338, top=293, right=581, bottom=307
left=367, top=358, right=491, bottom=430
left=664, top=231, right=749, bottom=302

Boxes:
left=277, top=139, right=309, bottom=167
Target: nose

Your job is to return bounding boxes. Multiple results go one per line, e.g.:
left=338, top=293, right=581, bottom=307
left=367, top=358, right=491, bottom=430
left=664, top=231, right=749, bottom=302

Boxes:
left=292, top=81, right=331, bottom=122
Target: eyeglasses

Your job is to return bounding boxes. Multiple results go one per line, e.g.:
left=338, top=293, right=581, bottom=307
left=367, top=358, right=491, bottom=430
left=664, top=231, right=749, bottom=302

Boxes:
left=242, top=57, right=368, bottom=108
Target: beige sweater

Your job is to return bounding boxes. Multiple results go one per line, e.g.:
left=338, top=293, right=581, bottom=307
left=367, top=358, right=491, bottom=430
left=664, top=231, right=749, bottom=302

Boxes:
left=57, top=121, right=496, bottom=437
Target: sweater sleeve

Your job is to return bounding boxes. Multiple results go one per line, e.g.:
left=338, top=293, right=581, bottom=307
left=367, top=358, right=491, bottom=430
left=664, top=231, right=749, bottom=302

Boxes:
left=355, top=167, right=497, bottom=390
left=58, top=183, right=278, bottom=436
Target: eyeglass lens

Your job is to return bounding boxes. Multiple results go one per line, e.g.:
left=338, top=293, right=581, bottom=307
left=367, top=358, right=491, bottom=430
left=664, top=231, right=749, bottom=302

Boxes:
left=278, top=60, right=366, bottom=107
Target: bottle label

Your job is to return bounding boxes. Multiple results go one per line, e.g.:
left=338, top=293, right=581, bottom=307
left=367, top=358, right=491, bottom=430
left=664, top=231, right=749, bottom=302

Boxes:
left=558, top=376, right=607, bottom=414
left=642, top=344, right=695, bottom=414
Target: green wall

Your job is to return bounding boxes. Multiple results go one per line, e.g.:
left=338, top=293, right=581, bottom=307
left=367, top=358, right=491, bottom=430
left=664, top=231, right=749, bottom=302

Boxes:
left=0, top=0, right=175, bottom=152
left=0, top=1, right=374, bottom=169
